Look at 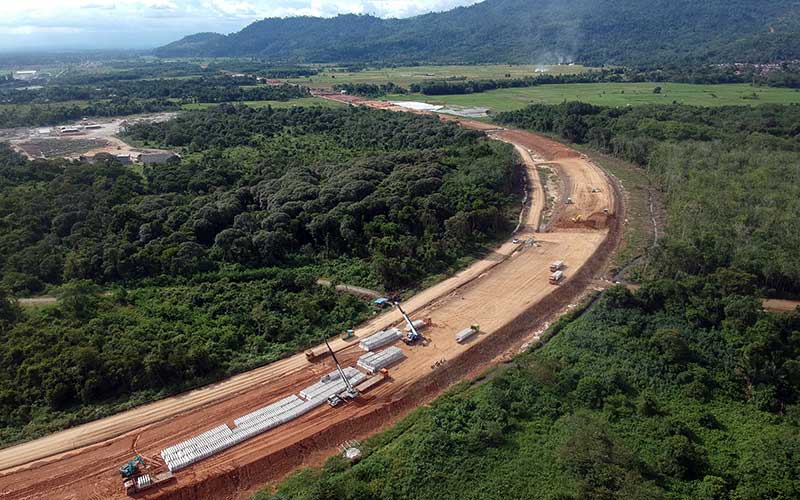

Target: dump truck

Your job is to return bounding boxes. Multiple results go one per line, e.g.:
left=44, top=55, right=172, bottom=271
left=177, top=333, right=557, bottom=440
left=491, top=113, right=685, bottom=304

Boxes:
left=305, top=345, right=331, bottom=361
left=355, top=368, right=390, bottom=393
left=549, top=270, right=564, bottom=284
left=550, top=260, right=564, bottom=272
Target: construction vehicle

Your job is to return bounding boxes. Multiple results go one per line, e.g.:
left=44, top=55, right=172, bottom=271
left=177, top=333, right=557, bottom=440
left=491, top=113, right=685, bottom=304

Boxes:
left=324, top=338, right=359, bottom=407
left=456, top=324, right=480, bottom=343
left=395, top=302, right=423, bottom=344
left=305, top=345, right=331, bottom=361
left=571, top=214, right=583, bottom=223
left=306, top=329, right=355, bottom=361
left=119, top=455, right=145, bottom=478
left=550, top=260, right=564, bottom=272
left=404, top=317, right=432, bottom=334
left=123, top=471, right=174, bottom=496
left=565, top=197, right=574, bottom=204
left=355, top=368, right=390, bottom=393
left=549, top=270, right=564, bottom=284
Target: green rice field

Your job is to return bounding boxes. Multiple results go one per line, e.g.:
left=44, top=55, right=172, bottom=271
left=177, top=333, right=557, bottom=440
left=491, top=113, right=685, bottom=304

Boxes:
left=286, top=64, right=589, bottom=89
left=388, top=83, right=800, bottom=112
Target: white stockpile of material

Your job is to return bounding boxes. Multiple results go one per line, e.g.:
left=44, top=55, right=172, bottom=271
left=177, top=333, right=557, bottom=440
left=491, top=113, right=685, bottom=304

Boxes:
left=233, top=394, right=303, bottom=427
left=161, top=368, right=368, bottom=473
left=357, top=346, right=405, bottom=374
left=136, top=474, right=152, bottom=489
left=359, top=327, right=401, bottom=351
left=161, top=424, right=236, bottom=472
left=299, top=367, right=366, bottom=400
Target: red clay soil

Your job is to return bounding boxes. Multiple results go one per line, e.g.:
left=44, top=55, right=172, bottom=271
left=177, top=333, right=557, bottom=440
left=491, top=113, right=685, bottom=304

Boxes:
left=0, top=103, right=625, bottom=500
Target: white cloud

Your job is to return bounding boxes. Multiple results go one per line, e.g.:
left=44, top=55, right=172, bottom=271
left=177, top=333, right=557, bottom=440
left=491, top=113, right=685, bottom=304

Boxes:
left=0, top=0, right=482, bottom=50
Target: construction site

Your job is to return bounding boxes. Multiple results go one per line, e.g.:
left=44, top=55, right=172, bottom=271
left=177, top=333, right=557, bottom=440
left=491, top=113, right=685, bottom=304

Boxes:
left=0, top=113, right=177, bottom=161
left=0, top=95, right=623, bottom=500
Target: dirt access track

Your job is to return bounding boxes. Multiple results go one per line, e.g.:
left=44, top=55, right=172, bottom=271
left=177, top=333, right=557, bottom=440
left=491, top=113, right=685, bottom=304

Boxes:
left=0, top=102, right=623, bottom=500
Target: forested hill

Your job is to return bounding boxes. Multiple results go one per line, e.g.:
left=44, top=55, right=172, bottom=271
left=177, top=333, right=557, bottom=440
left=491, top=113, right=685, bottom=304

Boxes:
left=155, top=0, right=800, bottom=65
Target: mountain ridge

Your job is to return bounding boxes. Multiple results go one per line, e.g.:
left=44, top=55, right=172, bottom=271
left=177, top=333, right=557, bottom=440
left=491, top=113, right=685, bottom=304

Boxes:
left=155, top=0, right=800, bottom=65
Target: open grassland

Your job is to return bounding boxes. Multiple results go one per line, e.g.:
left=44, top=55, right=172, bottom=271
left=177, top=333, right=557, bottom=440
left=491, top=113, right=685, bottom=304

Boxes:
left=287, top=64, right=589, bottom=88
left=181, top=97, right=344, bottom=110
left=389, top=83, right=800, bottom=112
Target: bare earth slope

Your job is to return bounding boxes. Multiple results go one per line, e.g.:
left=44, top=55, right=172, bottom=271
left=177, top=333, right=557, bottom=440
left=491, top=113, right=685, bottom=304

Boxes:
left=0, top=103, right=623, bottom=500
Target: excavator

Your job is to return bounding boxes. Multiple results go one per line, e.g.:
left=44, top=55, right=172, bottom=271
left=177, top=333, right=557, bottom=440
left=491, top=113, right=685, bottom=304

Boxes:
left=119, top=455, right=145, bottom=478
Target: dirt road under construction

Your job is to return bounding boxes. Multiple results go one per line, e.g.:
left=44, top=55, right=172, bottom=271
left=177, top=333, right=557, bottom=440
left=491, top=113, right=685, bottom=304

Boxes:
left=0, top=99, right=624, bottom=500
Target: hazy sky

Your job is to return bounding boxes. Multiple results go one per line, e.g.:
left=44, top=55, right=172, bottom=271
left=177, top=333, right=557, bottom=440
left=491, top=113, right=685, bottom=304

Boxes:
left=0, top=0, right=480, bottom=51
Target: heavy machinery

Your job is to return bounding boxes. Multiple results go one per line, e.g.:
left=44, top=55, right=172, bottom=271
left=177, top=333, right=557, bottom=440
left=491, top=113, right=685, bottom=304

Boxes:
left=395, top=302, right=423, bottom=345
left=341, top=329, right=355, bottom=340
left=123, top=471, right=174, bottom=496
left=119, top=455, right=145, bottom=478
left=455, top=324, right=480, bottom=343
left=355, top=368, right=390, bottom=394
left=324, top=338, right=359, bottom=407
left=305, top=346, right=330, bottom=361
left=404, top=317, right=432, bottom=334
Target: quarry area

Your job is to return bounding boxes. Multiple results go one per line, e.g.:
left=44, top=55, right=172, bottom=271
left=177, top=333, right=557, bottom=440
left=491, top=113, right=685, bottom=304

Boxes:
left=0, top=98, right=623, bottom=500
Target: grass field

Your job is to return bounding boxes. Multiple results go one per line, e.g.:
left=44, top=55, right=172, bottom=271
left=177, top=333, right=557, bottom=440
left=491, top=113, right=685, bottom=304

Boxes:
left=181, top=97, right=344, bottom=110
left=286, top=64, right=589, bottom=89
left=388, top=83, right=800, bottom=112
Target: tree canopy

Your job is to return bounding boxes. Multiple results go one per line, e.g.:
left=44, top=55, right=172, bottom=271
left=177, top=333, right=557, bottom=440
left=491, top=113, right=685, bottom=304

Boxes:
left=156, top=0, right=800, bottom=66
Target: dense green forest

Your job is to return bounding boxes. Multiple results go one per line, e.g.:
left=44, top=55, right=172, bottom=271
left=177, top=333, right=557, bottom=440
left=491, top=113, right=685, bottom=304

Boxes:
left=156, top=0, right=800, bottom=66
left=1, top=106, right=516, bottom=294
left=332, top=83, right=407, bottom=98
left=497, top=103, right=800, bottom=295
left=0, top=106, right=518, bottom=444
left=0, top=77, right=308, bottom=105
left=263, top=275, right=800, bottom=500
left=0, top=271, right=367, bottom=445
